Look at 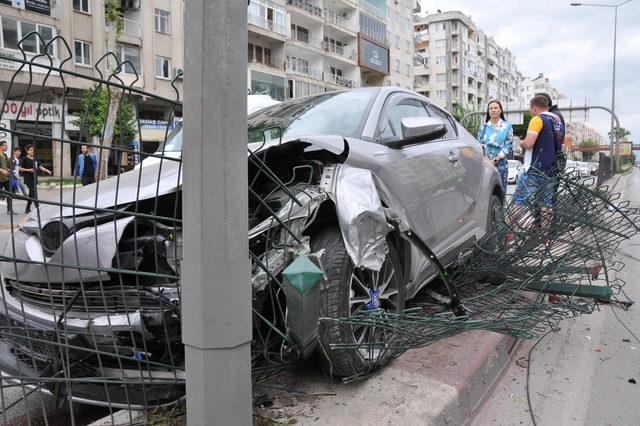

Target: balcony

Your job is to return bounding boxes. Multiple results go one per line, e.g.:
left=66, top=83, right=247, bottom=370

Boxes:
left=358, top=0, right=386, bottom=20
left=287, top=0, right=322, bottom=18
left=324, top=9, right=357, bottom=33
left=325, top=73, right=354, bottom=88
left=119, top=17, right=141, bottom=39
left=248, top=56, right=285, bottom=72
left=291, top=34, right=323, bottom=51
left=414, top=75, right=429, bottom=89
left=323, top=42, right=356, bottom=61
left=285, top=61, right=323, bottom=80
left=248, top=13, right=289, bottom=37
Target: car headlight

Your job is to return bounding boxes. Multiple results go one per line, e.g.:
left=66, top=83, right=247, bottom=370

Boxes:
left=41, top=220, right=72, bottom=254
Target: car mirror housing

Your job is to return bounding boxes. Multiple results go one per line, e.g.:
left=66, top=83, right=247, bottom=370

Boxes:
left=387, top=117, right=448, bottom=149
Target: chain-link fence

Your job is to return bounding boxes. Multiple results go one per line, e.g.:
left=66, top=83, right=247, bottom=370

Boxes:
left=0, top=33, right=638, bottom=424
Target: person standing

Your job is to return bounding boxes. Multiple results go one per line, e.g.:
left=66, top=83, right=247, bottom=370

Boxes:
left=73, top=144, right=98, bottom=186
left=21, top=144, right=52, bottom=214
left=0, top=141, right=16, bottom=215
left=9, top=147, right=29, bottom=196
left=536, top=92, right=566, bottom=172
left=512, top=95, right=565, bottom=230
left=477, top=100, right=513, bottom=196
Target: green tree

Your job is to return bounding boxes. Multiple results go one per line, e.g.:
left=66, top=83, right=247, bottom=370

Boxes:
left=607, top=127, right=631, bottom=141
left=578, top=138, right=598, bottom=162
left=72, top=86, right=136, bottom=176
left=452, top=104, right=481, bottom=137
left=512, top=111, right=532, bottom=139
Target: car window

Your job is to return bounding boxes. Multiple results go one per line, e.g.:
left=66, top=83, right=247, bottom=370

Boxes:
left=379, top=98, right=431, bottom=139
left=425, top=104, right=457, bottom=138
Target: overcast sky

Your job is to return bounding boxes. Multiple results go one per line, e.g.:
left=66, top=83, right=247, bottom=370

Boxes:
left=423, top=0, right=640, bottom=142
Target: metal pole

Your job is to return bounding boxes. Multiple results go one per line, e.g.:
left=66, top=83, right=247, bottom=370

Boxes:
left=183, top=1, right=252, bottom=425
left=611, top=5, right=619, bottom=172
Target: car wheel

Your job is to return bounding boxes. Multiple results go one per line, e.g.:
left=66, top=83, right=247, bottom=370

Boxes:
left=312, top=226, right=405, bottom=377
left=487, top=194, right=502, bottom=229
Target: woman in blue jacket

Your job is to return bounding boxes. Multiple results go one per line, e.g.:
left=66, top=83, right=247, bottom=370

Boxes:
left=477, top=100, right=513, bottom=195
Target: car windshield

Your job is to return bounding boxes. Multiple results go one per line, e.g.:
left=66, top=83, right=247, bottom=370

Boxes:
left=154, top=90, right=377, bottom=153
left=155, top=121, right=183, bottom=153
left=247, top=89, right=376, bottom=144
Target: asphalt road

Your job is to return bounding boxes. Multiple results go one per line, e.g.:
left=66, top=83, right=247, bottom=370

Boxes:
left=474, top=169, right=640, bottom=425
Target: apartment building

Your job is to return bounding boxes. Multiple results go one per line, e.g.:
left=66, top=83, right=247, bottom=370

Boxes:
left=0, top=0, right=184, bottom=176
left=522, top=73, right=563, bottom=103
left=247, top=0, right=415, bottom=100
left=413, top=10, right=523, bottom=112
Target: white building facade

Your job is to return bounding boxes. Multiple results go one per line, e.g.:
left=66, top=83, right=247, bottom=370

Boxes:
left=521, top=73, right=564, bottom=104
left=247, top=0, right=415, bottom=100
left=413, top=11, right=523, bottom=112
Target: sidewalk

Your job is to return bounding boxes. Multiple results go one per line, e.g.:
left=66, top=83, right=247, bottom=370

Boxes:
left=254, top=331, right=518, bottom=425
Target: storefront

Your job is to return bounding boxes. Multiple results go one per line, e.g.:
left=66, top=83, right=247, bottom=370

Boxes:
left=358, top=34, right=389, bottom=87
left=0, top=99, right=63, bottom=173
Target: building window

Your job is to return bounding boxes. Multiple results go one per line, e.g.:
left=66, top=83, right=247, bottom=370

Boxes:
left=435, top=55, right=445, bottom=65
left=154, top=9, right=170, bottom=34
left=248, top=43, right=272, bottom=66
left=74, top=40, right=91, bottom=66
left=395, top=59, right=400, bottom=72
left=155, top=56, right=170, bottom=79
left=435, top=39, right=446, bottom=49
left=291, top=24, right=309, bottom=43
left=73, top=0, right=90, bottom=13
left=437, top=90, right=446, bottom=98
left=395, top=11, right=400, bottom=25
left=405, top=18, right=410, bottom=33
left=406, top=63, right=411, bottom=76
left=436, top=73, right=446, bottom=82
left=0, top=17, right=56, bottom=56
left=395, top=34, right=400, bottom=48
left=405, top=40, right=410, bottom=53
left=116, top=44, right=141, bottom=74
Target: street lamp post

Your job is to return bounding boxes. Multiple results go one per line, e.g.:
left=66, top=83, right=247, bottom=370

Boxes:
left=570, top=0, right=632, bottom=174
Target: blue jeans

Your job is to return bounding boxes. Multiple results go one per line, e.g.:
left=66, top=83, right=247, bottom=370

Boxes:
left=513, top=170, right=555, bottom=208
left=496, top=159, right=507, bottom=196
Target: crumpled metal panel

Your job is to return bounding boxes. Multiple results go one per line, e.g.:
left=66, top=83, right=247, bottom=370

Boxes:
left=335, top=166, right=394, bottom=271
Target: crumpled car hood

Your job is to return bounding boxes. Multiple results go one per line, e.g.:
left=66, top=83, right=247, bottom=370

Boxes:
left=35, top=160, right=182, bottom=222
left=34, top=135, right=346, bottom=224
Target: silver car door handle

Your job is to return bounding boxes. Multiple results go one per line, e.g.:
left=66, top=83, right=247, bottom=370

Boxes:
left=448, top=152, right=459, bottom=163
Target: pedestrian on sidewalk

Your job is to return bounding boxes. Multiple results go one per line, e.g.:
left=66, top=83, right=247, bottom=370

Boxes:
left=0, top=141, right=16, bottom=215
left=9, top=147, right=29, bottom=196
left=477, top=100, right=513, bottom=196
left=536, top=92, right=567, bottom=173
left=511, top=95, right=565, bottom=232
left=73, top=144, right=97, bottom=186
left=21, top=144, right=52, bottom=214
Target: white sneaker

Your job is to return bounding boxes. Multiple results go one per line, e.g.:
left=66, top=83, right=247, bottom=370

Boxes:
left=0, top=199, right=6, bottom=206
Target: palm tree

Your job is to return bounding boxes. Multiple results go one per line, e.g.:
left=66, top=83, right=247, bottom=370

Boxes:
left=608, top=127, right=631, bottom=141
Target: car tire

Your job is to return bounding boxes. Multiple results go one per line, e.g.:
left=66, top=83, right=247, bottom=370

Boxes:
left=312, top=226, right=405, bottom=378
left=487, top=194, right=502, bottom=230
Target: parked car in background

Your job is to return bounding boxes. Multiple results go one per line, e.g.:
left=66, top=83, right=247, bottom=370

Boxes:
left=0, top=88, right=503, bottom=407
left=575, top=161, right=591, bottom=177
left=507, top=159, right=524, bottom=184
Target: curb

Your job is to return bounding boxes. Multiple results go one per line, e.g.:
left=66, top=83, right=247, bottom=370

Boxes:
left=255, top=330, right=518, bottom=425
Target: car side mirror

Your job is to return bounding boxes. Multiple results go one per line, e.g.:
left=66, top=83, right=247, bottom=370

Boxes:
left=386, top=117, right=448, bottom=149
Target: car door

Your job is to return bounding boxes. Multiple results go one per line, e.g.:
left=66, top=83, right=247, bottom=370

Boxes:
left=425, top=103, right=484, bottom=221
left=372, top=93, right=467, bottom=250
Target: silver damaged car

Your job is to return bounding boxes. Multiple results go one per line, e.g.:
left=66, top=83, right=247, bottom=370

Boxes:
left=0, top=88, right=502, bottom=406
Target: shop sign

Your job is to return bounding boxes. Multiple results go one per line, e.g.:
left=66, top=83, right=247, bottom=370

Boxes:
left=0, top=0, right=50, bottom=15
left=358, top=35, right=389, bottom=75
left=0, top=99, right=62, bottom=122
left=620, top=142, right=632, bottom=157
left=0, top=48, right=59, bottom=74
left=139, top=119, right=170, bottom=129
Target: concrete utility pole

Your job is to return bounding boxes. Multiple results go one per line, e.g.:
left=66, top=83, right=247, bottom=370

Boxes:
left=182, top=1, right=251, bottom=425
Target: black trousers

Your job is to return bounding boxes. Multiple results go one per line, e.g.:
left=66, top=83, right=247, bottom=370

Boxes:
left=81, top=175, right=95, bottom=186
left=24, top=178, right=37, bottom=211
left=0, top=179, right=13, bottom=212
